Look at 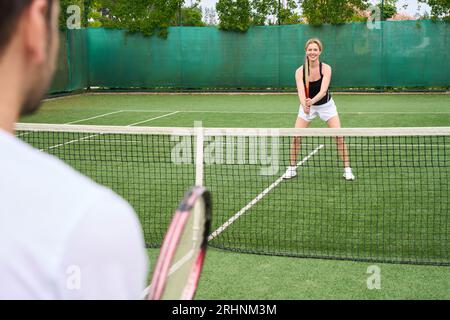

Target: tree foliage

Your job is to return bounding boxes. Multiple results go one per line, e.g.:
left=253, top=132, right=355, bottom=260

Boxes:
left=278, top=0, right=303, bottom=25
left=85, top=1, right=104, bottom=27
left=217, top=0, right=301, bottom=30
left=299, top=0, right=369, bottom=25
left=58, top=0, right=209, bottom=34
left=378, top=0, right=398, bottom=20
left=59, top=0, right=437, bottom=37
left=418, top=0, right=450, bottom=20
left=174, top=2, right=205, bottom=26
left=216, top=0, right=252, bottom=32
left=203, top=7, right=219, bottom=25
left=250, top=0, right=278, bottom=25
left=97, top=0, right=184, bottom=37
left=250, top=0, right=301, bottom=25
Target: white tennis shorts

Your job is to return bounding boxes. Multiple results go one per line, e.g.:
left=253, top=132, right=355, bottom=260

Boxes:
left=298, top=98, right=338, bottom=122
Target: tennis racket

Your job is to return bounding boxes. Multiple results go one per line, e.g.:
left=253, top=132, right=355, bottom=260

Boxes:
left=304, top=55, right=310, bottom=114
left=147, top=186, right=212, bottom=300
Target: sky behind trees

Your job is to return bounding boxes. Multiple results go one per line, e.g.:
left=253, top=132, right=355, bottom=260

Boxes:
left=198, top=0, right=430, bottom=17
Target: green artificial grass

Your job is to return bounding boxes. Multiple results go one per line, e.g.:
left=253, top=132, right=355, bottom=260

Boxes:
left=19, top=93, right=450, bottom=299
left=147, top=248, right=450, bottom=300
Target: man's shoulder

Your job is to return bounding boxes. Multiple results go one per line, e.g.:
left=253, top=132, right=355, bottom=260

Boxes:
left=0, top=130, right=122, bottom=209
left=0, top=131, right=146, bottom=299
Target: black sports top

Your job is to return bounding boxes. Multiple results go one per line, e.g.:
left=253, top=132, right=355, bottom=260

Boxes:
left=303, top=62, right=331, bottom=106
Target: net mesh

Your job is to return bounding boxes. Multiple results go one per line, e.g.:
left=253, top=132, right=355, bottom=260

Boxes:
left=16, top=124, right=450, bottom=265
left=17, top=127, right=194, bottom=246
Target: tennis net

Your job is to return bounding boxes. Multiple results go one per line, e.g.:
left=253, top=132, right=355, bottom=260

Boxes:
left=16, top=123, right=450, bottom=265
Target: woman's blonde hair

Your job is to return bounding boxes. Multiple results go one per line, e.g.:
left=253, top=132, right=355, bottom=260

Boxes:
left=305, top=38, right=323, bottom=52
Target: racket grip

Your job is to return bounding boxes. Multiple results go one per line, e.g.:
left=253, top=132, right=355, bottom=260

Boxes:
left=305, top=89, right=310, bottom=114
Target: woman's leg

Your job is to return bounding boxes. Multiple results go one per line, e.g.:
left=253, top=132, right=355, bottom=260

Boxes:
left=327, top=115, right=350, bottom=168
left=290, top=117, right=311, bottom=166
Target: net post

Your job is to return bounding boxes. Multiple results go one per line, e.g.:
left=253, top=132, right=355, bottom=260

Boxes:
left=194, top=122, right=204, bottom=187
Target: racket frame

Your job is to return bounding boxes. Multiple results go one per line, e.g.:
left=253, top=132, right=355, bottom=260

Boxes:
left=148, top=187, right=212, bottom=300
left=304, top=55, right=310, bottom=100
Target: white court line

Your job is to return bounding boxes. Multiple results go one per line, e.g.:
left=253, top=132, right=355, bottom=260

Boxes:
left=123, top=109, right=298, bottom=114
left=16, top=110, right=125, bottom=138
left=347, top=145, right=447, bottom=148
left=40, top=111, right=180, bottom=151
left=127, top=111, right=180, bottom=126
left=208, top=144, right=325, bottom=241
left=141, top=287, right=150, bottom=299
left=168, top=249, right=195, bottom=277
left=42, top=133, right=98, bottom=151
left=66, top=110, right=125, bottom=124
left=343, top=112, right=450, bottom=115
left=15, top=132, right=32, bottom=138
left=301, top=143, right=447, bottom=148
left=141, top=247, right=195, bottom=299
left=79, top=139, right=142, bottom=144
left=120, top=109, right=450, bottom=115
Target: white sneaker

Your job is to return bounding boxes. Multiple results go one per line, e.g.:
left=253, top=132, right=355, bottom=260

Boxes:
left=283, top=166, right=297, bottom=179
left=343, top=167, right=355, bottom=181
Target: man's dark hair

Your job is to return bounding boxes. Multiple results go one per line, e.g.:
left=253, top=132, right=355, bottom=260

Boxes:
left=0, top=0, right=54, bottom=56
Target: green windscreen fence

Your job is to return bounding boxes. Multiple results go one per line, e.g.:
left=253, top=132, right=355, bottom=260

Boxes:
left=49, top=20, right=449, bottom=93
left=67, top=29, right=89, bottom=91
left=49, top=30, right=89, bottom=94
left=49, top=32, right=70, bottom=93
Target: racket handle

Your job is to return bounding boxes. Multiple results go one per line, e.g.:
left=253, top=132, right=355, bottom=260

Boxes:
left=305, top=88, right=310, bottom=114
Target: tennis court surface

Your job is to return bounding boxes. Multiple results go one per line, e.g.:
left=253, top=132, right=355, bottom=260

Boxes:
left=18, top=93, right=450, bottom=268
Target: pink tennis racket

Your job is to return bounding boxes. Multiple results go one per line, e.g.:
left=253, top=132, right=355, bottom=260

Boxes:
left=147, top=186, right=212, bottom=300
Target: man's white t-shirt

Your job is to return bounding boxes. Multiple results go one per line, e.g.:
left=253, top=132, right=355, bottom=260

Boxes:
left=0, top=129, right=149, bottom=299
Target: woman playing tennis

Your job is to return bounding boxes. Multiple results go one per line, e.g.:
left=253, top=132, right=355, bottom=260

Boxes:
left=283, top=38, right=355, bottom=181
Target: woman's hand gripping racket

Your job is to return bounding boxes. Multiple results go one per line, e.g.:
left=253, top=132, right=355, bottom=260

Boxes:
left=146, top=186, right=212, bottom=300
